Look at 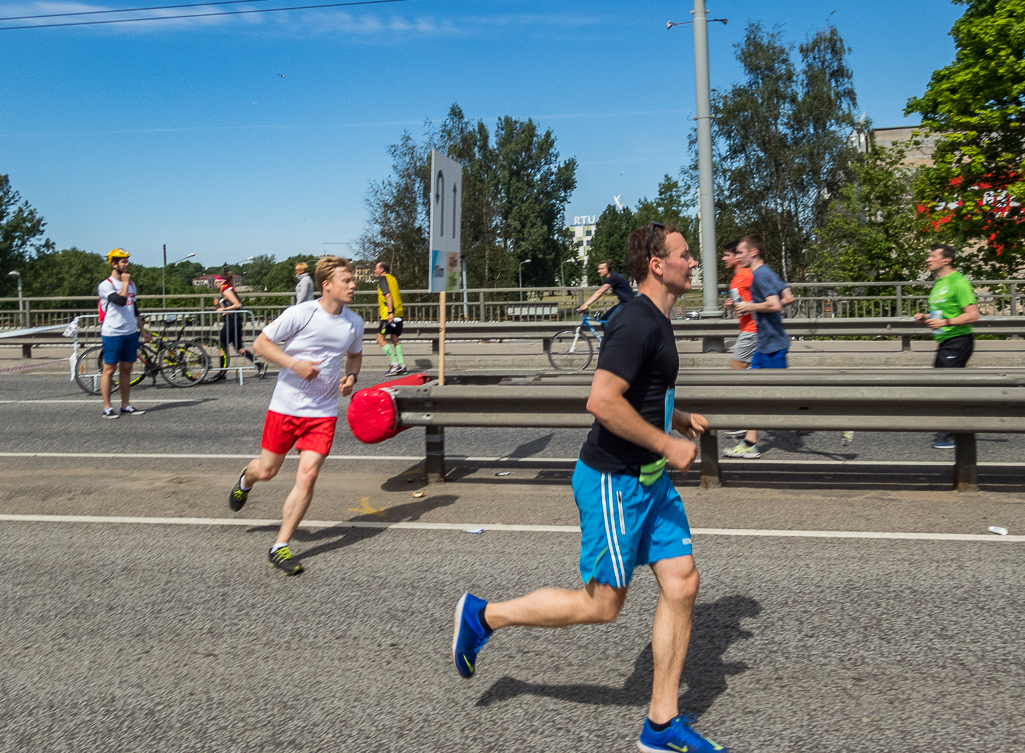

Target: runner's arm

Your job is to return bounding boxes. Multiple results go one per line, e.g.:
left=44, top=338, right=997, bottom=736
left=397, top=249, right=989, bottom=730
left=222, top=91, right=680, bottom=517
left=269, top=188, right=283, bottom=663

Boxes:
left=736, top=294, right=782, bottom=314
left=578, top=283, right=612, bottom=311
left=671, top=409, right=708, bottom=439
left=340, top=351, right=362, bottom=396
left=587, top=369, right=697, bottom=472
left=781, top=287, right=795, bottom=307
left=926, top=303, right=979, bottom=329
left=253, top=332, right=320, bottom=381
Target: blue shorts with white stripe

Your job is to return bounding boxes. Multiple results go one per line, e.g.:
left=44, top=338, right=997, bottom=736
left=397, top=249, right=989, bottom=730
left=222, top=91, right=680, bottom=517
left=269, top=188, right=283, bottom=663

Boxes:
left=571, top=458, right=693, bottom=588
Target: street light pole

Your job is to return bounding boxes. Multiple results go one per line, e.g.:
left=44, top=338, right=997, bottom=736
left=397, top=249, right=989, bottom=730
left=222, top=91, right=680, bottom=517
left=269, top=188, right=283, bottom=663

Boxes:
left=518, top=259, right=532, bottom=302
left=7, top=271, right=23, bottom=327
left=691, top=0, right=722, bottom=322
left=560, top=259, right=572, bottom=289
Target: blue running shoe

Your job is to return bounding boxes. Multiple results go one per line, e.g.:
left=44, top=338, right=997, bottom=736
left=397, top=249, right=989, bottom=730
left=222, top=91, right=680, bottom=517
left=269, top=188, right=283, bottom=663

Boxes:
left=637, top=715, right=729, bottom=752
left=452, top=592, right=491, bottom=679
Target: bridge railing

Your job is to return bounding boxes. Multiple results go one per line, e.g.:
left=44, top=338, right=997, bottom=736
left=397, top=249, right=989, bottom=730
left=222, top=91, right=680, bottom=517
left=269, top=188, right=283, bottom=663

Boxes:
left=3, top=279, right=1024, bottom=329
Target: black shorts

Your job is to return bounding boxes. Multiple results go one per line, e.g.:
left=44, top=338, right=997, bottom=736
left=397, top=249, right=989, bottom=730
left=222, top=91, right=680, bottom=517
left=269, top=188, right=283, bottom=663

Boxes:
left=378, top=319, right=403, bottom=338
left=220, top=314, right=244, bottom=350
left=934, top=334, right=974, bottom=368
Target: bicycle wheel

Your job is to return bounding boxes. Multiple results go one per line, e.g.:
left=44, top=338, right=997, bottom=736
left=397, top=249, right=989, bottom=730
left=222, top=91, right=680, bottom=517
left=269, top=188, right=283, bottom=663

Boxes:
left=194, top=337, right=229, bottom=383
left=73, top=346, right=106, bottom=395
left=547, top=329, right=594, bottom=371
left=121, top=345, right=151, bottom=388
left=158, top=340, right=210, bottom=387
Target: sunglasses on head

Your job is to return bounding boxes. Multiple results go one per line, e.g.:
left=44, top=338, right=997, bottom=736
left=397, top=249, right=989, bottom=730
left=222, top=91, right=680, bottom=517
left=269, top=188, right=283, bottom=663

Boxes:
left=646, top=221, right=665, bottom=258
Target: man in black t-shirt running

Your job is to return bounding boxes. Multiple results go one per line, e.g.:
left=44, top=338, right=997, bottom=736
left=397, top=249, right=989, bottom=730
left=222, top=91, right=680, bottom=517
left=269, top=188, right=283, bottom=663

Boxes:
left=578, top=259, right=635, bottom=322
left=452, top=224, right=730, bottom=753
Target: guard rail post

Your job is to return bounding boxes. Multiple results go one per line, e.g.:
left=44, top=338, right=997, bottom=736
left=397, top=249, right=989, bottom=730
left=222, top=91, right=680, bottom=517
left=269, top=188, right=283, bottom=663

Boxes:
left=702, top=335, right=726, bottom=354
left=24, top=299, right=32, bottom=328
left=901, top=335, right=912, bottom=352
left=1011, top=283, right=1018, bottom=317
left=426, top=426, right=446, bottom=482
left=479, top=292, right=485, bottom=322
left=953, top=433, right=979, bottom=492
left=699, top=431, right=721, bottom=488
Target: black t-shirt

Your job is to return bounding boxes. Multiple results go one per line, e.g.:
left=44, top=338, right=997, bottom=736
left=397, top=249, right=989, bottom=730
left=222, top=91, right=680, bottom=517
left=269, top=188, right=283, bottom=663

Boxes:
left=605, top=271, right=635, bottom=305
left=579, top=295, right=679, bottom=474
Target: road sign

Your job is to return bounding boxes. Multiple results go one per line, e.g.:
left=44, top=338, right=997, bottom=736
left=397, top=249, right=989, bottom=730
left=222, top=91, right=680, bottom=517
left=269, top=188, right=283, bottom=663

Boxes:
left=428, top=150, right=463, bottom=293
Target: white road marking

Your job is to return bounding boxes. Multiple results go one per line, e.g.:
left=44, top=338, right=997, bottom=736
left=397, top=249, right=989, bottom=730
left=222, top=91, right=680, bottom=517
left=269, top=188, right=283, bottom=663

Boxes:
left=0, top=399, right=202, bottom=404
left=0, top=450, right=1021, bottom=468
left=0, top=513, right=1022, bottom=542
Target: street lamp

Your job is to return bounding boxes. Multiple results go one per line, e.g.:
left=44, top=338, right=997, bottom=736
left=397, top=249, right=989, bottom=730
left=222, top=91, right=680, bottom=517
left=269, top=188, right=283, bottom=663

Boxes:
left=7, top=271, right=23, bottom=327
left=669, top=1, right=727, bottom=329
left=518, top=259, right=532, bottom=302
left=162, top=252, right=196, bottom=305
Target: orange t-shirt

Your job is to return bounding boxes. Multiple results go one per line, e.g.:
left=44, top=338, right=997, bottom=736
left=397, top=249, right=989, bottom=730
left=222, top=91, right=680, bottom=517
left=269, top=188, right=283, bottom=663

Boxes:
left=729, top=268, right=757, bottom=333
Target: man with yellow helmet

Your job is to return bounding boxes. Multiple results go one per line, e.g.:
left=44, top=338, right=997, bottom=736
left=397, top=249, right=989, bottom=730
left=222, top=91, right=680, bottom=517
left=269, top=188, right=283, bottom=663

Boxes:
left=97, top=248, right=149, bottom=419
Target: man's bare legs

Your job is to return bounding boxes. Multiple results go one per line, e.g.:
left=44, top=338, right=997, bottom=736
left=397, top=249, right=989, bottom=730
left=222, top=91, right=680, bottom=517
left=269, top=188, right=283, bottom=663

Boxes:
left=484, top=579, right=627, bottom=630
left=648, top=555, right=700, bottom=724
left=276, top=449, right=327, bottom=544
left=100, top=361, right=135, bottom=410
left=728, top=359, right=756, bottom=446
left=240, top=448, right=327, bottom=544
left=481, top=555, right=698, bottom=725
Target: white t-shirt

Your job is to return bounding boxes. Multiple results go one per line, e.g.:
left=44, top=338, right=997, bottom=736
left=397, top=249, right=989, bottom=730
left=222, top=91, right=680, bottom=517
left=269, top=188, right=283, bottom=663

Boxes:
left=97, top=277, right=139, bottom=337
left=262, top=300, right=365, bottom=418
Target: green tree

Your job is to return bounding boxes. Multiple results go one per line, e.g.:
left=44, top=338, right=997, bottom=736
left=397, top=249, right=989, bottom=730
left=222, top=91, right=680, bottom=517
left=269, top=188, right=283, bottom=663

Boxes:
left=688, top=23, right=859, bottom=281
left=360, top=104, right=578, bottom=291
left=1, top=173, right=53, bottom=296
left=24, top=247, right=108, bottom=302
left=809, top=141, right=930, bottom=286
left=361, top=130, right=432, bottom=288
left=263, top=254, right=320, bottom=293
left=492, top=116, right=577, bottom=289
left=906, top=0, right=1025, bottom=276
left=587, top=204, right=634, bottom=284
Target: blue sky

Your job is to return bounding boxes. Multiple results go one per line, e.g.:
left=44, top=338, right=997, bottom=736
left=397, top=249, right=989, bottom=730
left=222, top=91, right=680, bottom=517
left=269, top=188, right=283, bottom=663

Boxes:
left=1, top=0, right=964, bottom=268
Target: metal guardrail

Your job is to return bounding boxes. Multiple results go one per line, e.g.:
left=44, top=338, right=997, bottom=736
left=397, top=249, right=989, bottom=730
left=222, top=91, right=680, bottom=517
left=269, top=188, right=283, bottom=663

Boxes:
left=4, top=277, right=1025, bottom=328
left=389, top=381, right=1025, bottom=492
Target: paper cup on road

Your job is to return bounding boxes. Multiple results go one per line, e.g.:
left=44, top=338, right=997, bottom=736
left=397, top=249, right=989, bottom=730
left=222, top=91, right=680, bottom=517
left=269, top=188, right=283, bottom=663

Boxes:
left=987, top=526, right=1009, bottom=536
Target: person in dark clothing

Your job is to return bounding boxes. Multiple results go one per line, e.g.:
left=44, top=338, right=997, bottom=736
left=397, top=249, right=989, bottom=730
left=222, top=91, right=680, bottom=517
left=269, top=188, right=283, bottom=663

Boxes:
left=578, top=259, right=635, bottom=322
left=452, top=223, right=730, bottom=753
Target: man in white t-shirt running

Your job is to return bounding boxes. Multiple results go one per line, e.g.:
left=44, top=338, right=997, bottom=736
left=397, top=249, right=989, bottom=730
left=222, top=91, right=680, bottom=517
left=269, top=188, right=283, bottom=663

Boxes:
left=97, top=248, right=150, bottom=420
left=229, top=256, right=364, bottom=575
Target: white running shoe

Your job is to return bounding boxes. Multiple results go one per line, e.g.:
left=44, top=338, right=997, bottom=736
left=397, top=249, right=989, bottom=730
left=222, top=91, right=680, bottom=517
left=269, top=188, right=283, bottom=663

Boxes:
left=723, top=442, right=761, bottom=459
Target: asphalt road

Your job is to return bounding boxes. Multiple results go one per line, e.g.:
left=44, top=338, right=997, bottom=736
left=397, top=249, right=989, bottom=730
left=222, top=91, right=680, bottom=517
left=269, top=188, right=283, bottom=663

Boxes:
left=2, top=370, right=1025, bottom=752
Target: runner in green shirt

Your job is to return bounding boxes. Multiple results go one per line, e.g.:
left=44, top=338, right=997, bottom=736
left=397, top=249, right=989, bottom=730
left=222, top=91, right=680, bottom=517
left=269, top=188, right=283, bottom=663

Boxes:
left=914, top=243, right=979, bottom=448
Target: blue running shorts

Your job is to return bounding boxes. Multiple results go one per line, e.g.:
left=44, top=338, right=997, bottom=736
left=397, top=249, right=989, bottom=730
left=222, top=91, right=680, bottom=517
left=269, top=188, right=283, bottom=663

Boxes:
left=751, top=347, right=788, bottom=369
left=572, top=459, right=693, bottom=588
left=101, top=332, right=140, bottom=365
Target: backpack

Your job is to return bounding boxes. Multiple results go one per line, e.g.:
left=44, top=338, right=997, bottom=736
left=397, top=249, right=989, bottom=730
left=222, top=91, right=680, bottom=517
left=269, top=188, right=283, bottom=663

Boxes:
left=98, top=277, right=114, bottom=323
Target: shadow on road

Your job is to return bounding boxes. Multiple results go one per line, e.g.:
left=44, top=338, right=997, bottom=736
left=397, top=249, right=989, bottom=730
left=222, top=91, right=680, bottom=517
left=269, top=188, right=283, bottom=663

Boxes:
left=475, top=594, right=761, bottom=717
left=246, top=493, right=460, bottom=561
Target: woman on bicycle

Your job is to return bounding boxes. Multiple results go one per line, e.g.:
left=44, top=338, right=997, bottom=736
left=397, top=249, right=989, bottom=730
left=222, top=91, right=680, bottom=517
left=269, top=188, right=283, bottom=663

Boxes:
left=215, top=267, right=262, bottom=375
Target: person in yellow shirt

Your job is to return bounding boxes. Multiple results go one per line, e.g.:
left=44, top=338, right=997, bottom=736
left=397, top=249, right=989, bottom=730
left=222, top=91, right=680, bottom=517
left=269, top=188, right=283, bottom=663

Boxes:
left=375, top=261, right=407, bottom=376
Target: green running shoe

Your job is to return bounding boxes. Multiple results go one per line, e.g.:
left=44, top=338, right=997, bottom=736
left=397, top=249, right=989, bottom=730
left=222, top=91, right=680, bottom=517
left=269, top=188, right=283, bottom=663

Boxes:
left=268, top=545, right=303, bottom=576
left=229, top=468, right=250, bottom=512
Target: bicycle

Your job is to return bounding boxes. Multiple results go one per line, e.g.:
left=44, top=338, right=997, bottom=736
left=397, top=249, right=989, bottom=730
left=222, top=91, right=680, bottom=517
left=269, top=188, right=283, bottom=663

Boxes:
left=546, top=311, right=607, bottom=371
left=74, top=316, right=210, bottom=395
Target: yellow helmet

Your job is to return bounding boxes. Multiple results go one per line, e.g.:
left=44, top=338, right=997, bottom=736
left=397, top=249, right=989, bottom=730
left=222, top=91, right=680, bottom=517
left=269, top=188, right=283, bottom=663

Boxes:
left=106, top=248, right=130, bottom=263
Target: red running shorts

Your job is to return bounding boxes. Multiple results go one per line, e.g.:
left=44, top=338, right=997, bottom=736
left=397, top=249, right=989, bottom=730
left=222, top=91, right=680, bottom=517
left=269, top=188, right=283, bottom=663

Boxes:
left=261, top=410, right=337, bottom=456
